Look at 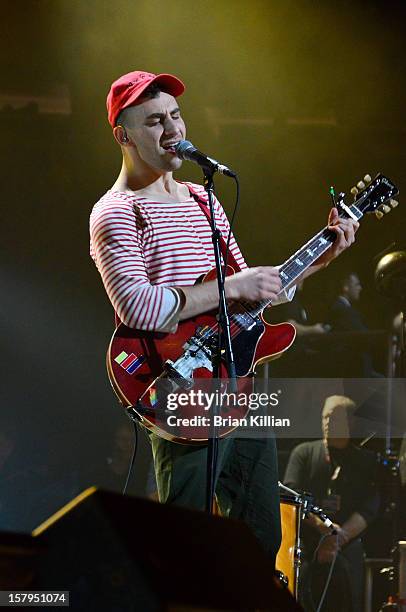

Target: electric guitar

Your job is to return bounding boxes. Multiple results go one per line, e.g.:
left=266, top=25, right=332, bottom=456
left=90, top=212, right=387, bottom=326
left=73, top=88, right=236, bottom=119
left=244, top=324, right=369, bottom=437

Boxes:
left=106, top=174, right=399, bottom=444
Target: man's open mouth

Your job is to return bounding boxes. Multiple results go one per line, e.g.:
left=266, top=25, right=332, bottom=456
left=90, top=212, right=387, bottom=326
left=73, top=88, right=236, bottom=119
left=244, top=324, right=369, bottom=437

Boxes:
left=162, top=142, right=180, bottom=153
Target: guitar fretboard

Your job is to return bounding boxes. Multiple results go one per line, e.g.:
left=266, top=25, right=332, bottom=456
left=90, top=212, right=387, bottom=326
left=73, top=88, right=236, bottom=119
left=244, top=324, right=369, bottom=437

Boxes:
left=244, top=202, right=363, bottom=318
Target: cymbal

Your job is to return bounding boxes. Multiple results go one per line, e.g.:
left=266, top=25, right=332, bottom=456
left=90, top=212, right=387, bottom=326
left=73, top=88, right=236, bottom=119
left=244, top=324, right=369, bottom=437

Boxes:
left=375, top=250, right=406, bottom=300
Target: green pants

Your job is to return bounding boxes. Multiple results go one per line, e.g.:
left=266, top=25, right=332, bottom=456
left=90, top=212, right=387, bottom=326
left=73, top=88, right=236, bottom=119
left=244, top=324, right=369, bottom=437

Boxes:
left=149, top=434, right=282, bottom=564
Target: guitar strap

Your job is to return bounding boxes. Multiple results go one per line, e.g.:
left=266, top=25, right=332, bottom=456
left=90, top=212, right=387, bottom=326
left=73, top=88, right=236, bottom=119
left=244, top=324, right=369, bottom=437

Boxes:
left=182, top=182, right=241, bottom=272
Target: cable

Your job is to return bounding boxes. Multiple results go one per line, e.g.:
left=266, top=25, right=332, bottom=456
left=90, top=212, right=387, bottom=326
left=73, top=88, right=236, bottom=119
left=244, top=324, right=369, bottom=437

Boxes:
left=122, top=419, right=139, bottom=496
left=223, top=173, right=240, bottom=275
left=316, top=539, right=338, bottom=612
left=306, top=532, right=339, bottom=612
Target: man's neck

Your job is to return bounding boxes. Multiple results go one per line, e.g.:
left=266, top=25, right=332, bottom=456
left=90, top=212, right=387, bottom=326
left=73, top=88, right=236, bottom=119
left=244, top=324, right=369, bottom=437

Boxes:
left=112, top=160, right=187, bottom=199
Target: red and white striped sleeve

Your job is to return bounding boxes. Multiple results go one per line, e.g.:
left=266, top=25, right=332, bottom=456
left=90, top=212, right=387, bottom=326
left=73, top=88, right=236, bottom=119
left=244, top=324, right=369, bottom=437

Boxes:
left=90, top=199, right=179, bottom=332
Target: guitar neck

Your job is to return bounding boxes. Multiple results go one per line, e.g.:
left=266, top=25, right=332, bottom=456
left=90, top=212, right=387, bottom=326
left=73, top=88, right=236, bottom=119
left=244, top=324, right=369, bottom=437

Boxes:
left=244, top=202, right=364, bottom=318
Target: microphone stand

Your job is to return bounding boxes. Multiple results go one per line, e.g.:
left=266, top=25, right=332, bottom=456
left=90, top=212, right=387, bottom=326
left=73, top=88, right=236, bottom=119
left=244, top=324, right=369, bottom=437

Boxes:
left=203, top=168, right=238, bottom=514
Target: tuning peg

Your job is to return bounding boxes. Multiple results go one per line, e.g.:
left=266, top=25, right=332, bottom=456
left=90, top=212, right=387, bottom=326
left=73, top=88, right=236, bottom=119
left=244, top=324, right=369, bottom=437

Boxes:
left=357, top=180, right=366, bottom=190
left=364, top=174, right=372, bottom=184
left=375, top=210, right=384, bottom=220
left=389, top=199, right=399, bottom=208
left=351, top=186, right=359, bottom=196
left=382, top=204, right=391, bottom=214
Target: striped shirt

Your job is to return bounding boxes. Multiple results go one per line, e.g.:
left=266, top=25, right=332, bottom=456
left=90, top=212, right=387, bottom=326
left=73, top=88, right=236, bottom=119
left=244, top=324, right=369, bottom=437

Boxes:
left=90, top=181, right=294, bottom=331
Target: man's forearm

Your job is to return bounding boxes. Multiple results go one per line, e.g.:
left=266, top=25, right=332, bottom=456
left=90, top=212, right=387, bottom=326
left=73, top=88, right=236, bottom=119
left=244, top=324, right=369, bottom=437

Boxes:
left=305, top=511, right=367, bottom=551
left=177, top=279, right=223, bottom=320
left=341, top=512, right=367, bottom=542
left=177, top=266, right=283, bottom=320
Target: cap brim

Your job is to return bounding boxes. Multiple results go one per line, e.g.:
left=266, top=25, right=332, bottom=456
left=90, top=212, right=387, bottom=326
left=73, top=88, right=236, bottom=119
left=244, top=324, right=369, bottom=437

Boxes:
left=120, top=73, right=185, bottom=117
left=153, top=73, right=185, bottom=98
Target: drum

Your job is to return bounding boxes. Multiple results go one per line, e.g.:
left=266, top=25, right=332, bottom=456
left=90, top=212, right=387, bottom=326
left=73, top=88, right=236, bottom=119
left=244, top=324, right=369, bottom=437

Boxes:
left=276, top=495, right=302, bottom=598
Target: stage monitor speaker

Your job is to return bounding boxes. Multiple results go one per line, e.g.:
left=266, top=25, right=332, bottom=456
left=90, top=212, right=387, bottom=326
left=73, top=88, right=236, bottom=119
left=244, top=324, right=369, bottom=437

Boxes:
left=21, top=487, right=301, bottom=611
left=0, top=531, right=39, bottom=590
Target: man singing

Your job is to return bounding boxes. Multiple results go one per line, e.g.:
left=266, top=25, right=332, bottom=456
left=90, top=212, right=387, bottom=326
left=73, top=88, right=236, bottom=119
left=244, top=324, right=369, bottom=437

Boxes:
left=90, top=70, right=358, bottom=566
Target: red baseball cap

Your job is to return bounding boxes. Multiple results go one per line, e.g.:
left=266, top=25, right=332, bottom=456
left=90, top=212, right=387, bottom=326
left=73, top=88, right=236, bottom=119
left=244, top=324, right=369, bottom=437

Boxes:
left=106, top=70, right=185, bottom=127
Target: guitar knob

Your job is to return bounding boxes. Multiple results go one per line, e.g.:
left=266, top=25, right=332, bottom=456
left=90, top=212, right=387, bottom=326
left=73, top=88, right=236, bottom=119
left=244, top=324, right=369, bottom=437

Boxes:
left=357, top=180, right=365, bottom=190
left=375, top=210, right=384, bottom=220
left=382, top=204, right=391, bottom=214
left=364, top=174, right=372, bottom=183
left=350, top=186, right=358, bottom=196
left=389, top=199, right=399, bottom=208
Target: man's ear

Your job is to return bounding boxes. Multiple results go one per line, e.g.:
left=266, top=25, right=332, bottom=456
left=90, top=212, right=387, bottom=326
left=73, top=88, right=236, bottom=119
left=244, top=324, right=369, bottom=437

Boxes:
left=113, top=125, right=131, bottom=146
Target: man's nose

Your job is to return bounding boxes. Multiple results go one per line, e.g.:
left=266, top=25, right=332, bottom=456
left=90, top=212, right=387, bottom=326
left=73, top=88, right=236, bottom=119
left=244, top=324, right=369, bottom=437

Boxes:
left=164, top=115, right=179, bottom=135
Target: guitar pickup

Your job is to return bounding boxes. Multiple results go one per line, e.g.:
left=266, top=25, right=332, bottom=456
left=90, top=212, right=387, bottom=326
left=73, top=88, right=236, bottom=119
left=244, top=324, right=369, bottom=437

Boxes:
left=183, top=335, right=213, bottom=359
left=163, top=360, right=194, bottom=390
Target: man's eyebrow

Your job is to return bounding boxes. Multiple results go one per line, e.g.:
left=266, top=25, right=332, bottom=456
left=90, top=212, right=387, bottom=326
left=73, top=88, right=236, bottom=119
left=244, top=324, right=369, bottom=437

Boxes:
left=145, top=107, right=181, bottom=119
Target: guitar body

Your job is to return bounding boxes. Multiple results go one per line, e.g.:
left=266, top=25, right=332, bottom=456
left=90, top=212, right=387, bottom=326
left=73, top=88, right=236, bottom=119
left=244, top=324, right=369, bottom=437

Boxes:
left=107, top=267, right=296, bottom=444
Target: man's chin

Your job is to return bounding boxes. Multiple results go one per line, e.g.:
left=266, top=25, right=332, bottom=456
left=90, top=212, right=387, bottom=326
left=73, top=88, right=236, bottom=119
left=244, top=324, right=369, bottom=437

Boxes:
left=163, top=157, right=183, bottom=172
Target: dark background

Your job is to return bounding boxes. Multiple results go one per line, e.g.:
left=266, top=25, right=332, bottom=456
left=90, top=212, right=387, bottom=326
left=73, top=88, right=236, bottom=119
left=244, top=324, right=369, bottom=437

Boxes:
left=1, top=0, right=405, bottom=532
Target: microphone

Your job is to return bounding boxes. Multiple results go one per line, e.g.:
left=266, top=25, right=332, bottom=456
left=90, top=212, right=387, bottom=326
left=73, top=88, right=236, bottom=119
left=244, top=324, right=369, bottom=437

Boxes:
left=174, top=140, right=236, bottom=177
left=309, top=505, right=337, bottom=534
left=278, top=481, right=337, bottom=534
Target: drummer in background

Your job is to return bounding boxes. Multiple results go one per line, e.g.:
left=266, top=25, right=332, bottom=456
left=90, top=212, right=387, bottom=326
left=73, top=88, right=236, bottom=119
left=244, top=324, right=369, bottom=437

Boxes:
left=284, top=395, right=380, bottom=612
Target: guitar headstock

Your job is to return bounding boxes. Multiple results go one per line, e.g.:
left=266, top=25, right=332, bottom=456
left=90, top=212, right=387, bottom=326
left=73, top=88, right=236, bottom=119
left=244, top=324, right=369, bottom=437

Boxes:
left=348, top=173, right=399, bottom=220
